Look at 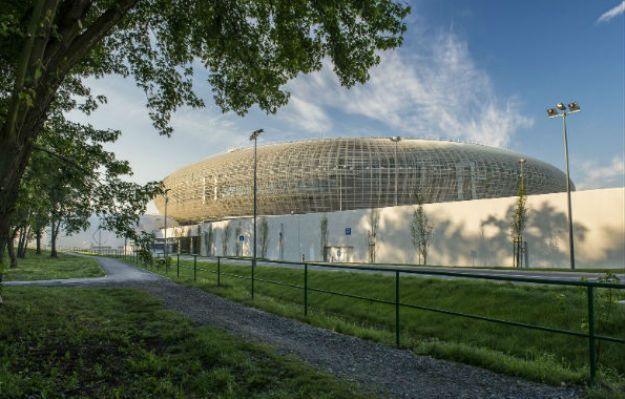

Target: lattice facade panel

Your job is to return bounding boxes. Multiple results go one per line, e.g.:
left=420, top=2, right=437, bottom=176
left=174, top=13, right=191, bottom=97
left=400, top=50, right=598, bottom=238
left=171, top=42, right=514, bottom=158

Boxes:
left=154, top=138, right=571, bottom=224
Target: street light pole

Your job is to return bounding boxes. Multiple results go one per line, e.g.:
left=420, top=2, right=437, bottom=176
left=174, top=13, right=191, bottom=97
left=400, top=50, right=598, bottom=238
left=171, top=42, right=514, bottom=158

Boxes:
left=517, top=158, right=526, bottom=268
left=390, top=136, right=401, bottom=206
left=547, top=102, right=579, bottom=270
left=163, top=188, right=171, bottom=263
left=337, top=165, right=345, bottom=211
left=561, top=113, right=575, bottom=270
left=249, top=129, right=263, bottom=298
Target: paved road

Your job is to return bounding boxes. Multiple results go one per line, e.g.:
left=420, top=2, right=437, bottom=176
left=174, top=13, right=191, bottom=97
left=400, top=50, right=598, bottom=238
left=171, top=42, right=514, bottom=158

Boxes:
left=5, top=255, right=580, bottom=399
left=177, top=255, right=625, bottom=284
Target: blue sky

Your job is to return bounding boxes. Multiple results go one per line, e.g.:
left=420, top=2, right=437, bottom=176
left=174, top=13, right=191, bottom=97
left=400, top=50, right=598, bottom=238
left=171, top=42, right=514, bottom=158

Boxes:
left=68, top=0, right=625, bottom=213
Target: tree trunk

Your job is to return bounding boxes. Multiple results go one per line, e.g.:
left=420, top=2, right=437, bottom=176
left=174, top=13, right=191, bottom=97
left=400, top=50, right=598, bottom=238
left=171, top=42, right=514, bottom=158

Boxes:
left=0, top=139, right=32, bottom=262
left=36, top=229, right=42, bottom=254
left=50, top=220, right=59, bottom=258
left=7, top=230, right=18, bottom=269
left=0, top=237, right=5, bottom=265
left=17, top=225, right=30, bottom=258
left=17, top=226, right=25, bottom=258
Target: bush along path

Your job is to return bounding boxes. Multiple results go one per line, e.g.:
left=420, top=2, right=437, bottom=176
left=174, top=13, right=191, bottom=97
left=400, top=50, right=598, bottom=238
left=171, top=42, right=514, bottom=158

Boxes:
left=7, top=255, right=581, bottom=399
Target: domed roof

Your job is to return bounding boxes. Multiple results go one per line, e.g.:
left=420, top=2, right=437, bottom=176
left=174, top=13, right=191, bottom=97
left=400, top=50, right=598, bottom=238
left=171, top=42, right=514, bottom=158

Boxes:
left=155, top=138, right=569, bottom=223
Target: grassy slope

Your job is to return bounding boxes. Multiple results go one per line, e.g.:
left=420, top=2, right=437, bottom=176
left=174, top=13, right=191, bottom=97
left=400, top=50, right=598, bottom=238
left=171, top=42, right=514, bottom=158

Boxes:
left=0, top=286, right=370, bottom=399
left=320, top=262, right=625, bottom=274
left=1, top=250, right=104, bottom=281
left=136, top=257, right=625, bottom=388
left=186, top=256, right=625, bottom=273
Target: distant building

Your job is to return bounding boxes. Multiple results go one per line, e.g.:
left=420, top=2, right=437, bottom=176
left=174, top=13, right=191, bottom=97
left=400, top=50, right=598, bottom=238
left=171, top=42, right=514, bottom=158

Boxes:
left=155, top=138, right=569, bottom=224
left=156, top=138, right=624, bottom=268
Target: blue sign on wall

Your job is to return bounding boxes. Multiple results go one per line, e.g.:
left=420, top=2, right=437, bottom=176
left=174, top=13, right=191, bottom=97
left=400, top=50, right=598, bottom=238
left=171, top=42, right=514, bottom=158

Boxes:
left=239, top=235, right=245, bottom=241
left=345, top=227, right=351, bottom=236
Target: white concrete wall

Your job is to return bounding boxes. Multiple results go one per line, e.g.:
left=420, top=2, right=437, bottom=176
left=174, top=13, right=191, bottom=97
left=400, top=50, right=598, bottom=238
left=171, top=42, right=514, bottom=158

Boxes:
left=166, top=188, right=624, bottom=268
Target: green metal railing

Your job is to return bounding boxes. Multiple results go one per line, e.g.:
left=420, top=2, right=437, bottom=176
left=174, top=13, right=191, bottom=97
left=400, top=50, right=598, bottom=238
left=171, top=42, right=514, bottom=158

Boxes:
left=130, top=252, right=624, bottom=384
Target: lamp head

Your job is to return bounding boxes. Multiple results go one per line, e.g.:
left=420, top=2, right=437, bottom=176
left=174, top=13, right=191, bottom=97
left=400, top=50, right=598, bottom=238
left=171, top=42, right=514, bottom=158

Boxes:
left=556, top=102, right=566, bottom=111
left=249, top=129, right=264, bottom=141
left=546, top=108, right=560, bottom=118
left=567, top=101, right=581, bottom=113
left=390, top=136, right=402, bottom=143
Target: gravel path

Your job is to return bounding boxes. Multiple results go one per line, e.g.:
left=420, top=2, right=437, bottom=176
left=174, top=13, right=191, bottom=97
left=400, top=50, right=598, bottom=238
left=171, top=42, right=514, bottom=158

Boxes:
left=6, top=256, right=581, bottom=399
left=3, top=253, right=160, bottom=286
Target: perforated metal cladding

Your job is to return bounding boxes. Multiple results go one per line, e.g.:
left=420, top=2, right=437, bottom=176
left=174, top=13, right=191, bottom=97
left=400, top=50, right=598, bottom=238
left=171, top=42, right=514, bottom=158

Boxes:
left=155, top=138, right=570, bottom=223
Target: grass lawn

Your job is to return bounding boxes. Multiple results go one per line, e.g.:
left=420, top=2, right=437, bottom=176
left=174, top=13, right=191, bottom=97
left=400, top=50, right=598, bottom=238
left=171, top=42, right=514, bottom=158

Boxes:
left=133, top=257, right=625, bottom=390
left=0, top=286, right=370, bottom=399
left=1, top=250, right=104, bottom=281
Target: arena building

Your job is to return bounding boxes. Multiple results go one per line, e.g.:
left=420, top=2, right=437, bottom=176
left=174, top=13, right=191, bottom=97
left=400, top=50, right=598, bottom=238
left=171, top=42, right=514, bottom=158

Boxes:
left=155, top=138, right=570, bottom=223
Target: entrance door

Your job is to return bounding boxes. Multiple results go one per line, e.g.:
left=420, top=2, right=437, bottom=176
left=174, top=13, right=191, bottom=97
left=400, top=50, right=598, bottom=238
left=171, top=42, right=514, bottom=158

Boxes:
left=323, top=246, right=354, bottom=263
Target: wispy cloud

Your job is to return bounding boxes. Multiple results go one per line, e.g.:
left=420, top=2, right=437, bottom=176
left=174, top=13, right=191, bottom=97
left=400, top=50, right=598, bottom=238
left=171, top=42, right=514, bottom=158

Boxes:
left=280, top=32, right=533, bottom=147
left=597, top=1, right=625, bottom=23
left=170, top=107, right=248, bottom=149
left=277, top=96, right=332, bottom=133
left=576, top=156, right=625, bottom=189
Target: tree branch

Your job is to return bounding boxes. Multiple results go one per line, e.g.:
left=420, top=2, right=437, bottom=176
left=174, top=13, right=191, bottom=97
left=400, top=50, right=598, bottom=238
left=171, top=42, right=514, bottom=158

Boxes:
left=1, top=0, right=48, bottom=142
left=32, top=144, right=91, bottom=175
left=17, top=0, right=139, bottom=150
left=14, top=0, right=62, bottom=143
left=42, top=0, right=93, bottom=71
left=48, top=0, right=139, bottom=82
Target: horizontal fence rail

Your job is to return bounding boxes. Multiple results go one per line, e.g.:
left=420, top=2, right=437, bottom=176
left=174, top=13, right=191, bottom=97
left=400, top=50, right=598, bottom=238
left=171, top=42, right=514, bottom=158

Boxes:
left=115, top=250, right=624, bottom=384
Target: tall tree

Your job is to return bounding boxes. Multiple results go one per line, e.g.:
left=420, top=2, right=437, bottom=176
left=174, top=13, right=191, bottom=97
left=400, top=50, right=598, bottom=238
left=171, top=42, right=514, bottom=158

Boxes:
left=368, top=209, right=379, bottom=263
left=234, top=223, right=242, bottom=256
left=259, top=216, right=269, bottom=258
left=204, top=223, right=213, bottom=256
left=320, top=215, right=328, bottom=261
left=512, top=161, right=527, bottom=268
left=2, top=111, right=159, bottom=263
left=222, top=223, right=231, bottom=256
left=0, top=0, right=409, bottom=255
left=410, top=195, right=433, bottom=265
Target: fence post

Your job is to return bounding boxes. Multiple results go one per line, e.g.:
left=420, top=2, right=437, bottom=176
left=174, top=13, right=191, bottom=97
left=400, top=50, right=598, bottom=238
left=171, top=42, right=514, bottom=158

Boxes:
left=304, top=263, right=309, bottom=316
left=587, top=286, right=596, bottom=385
left=395, top=270, right=400, bottom=348
left=193, top=255, right=197, bottom=281
left=217, top=256, right=221, bottom=286
left=251, top=258, right=255, bottom=299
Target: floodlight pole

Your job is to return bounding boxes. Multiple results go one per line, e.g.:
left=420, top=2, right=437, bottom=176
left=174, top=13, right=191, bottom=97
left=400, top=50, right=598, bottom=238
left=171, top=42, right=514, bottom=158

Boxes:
left=338, top=169, right=342, bottom=211
left=561, top=113, right=576, bottom=270
left=250, top=129, right=263, bottom=298
left=394, top=141, right=398, bottom=206
left=338, top=166, right=344, bottom=211
left=390, top=137, right=401, bottom=206
left=547, top=103, right=578, bottom=270
left=163, top=188, right=171, bottom=262
left=517, top=159, right=526, bottom=269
